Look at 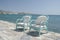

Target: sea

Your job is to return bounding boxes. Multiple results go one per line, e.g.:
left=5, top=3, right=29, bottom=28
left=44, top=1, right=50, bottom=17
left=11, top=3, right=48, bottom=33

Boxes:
left=0, top=14, right=60, bottom=33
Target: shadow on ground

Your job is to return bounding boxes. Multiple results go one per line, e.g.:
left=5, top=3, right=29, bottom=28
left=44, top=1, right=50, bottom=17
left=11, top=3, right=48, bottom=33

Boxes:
left=27, top=31, right=44, bottom=37
left=14, top=28, right=24, bottom=32
left=14, top=28, right=45, bottom=37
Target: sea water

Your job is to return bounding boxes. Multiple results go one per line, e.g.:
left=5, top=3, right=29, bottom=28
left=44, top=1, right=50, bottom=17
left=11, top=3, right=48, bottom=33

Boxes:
left=0, top=14, right=60, bottom=33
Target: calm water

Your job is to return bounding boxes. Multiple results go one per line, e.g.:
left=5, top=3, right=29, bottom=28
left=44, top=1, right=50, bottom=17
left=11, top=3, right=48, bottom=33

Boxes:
left=0, top=14, right=60, bottom=33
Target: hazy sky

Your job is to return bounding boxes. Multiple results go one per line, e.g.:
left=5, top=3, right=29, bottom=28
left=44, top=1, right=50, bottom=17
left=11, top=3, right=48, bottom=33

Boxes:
left=0, top=0, right=60, bottom=15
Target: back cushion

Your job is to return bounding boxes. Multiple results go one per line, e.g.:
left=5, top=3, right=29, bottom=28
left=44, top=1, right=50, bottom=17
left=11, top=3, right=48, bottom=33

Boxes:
left=35, top=16, right=48, bottom=25
left=23, top=16, right=31, bottom=23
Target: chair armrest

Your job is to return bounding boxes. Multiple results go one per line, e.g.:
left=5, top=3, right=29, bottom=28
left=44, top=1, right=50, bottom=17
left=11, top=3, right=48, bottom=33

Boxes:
left=29, top=19, right=36, bottom=27
left=16, top=18, right=23, bottom=23
left=30, top=19, right=36, bottom=24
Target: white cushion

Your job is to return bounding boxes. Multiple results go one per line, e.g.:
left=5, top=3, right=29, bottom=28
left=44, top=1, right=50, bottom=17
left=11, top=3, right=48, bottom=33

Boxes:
left=17, top=22, right=24, bottom=25
left=32, top=24, right=40, bottom=27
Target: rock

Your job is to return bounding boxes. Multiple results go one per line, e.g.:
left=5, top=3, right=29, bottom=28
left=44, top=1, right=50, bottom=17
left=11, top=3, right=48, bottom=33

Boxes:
left=20, top=34, right=32, bottom=40
left=0, top=20, right=60, bottom=40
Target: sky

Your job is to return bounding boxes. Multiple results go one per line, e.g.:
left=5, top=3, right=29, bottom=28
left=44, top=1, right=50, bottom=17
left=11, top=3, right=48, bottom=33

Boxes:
left=0, top=0, right=60, bottom=15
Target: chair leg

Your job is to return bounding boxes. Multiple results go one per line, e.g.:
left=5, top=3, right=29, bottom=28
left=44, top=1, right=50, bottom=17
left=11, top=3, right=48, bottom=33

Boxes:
left=45, top=27, right=48, bottom=33
left=39, top=30, right=40, bottom=37
left=29, top=27, right=31, bottom=32
left=24, top=29, right=25, bottom=33
left=23, top=26, right=25, bottom=32
left=46, top=29, right=48, bottom=33
left=16, top=25, right=17, bottom=30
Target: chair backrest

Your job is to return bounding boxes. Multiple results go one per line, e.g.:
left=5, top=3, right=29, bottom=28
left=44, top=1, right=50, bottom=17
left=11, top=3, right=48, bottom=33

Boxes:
left=35, top=16, right=48, bottom=25
left=23, top=16, right=31, bottom=23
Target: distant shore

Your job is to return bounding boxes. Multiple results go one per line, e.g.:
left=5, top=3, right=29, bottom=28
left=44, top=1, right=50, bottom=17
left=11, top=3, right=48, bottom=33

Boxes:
left=0, top=10, right=32, bottom=14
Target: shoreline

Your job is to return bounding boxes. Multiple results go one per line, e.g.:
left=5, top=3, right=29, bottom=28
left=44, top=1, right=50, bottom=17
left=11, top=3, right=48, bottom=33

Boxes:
left=0, top=20, right=16, bottom=29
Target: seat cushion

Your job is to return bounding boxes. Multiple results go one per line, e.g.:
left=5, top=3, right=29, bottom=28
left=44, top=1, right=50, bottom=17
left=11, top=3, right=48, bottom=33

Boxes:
left=17, top=22, right=24, bottom=25
left=17, top=22, right=30, bottom=26
left=32, top=24, right=40, bottom=27
left=17, top=22, right=24, bottom=27
left=31, top=24, right=40, bottom=30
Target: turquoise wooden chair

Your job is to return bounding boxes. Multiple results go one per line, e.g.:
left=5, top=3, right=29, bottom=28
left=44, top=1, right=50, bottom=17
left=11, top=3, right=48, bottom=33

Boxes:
left=29, top=16, right=49, bottom=36
left=16, top=15, right=32, bottom=31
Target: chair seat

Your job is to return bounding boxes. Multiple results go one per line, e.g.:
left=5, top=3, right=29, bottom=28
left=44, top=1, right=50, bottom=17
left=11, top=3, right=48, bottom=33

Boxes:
left=30, top=24, right=47, bottom=31
left=17, top=22, right=24, bottom=26
left=40, top=25, right=47, bottom=30
left=31, top=24, right=40, bottom=27
left=17, top=22, right=30, bottom=28
left=17, top=22, right=24, bottom=25
left=31, top=24, right=40, bottom=30
left=17, top=22, right=29, bottom=26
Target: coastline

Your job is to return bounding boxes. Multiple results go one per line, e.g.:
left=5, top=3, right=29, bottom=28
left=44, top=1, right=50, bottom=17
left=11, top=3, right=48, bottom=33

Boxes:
left=0, top=20, right=60, bottom=40
left=0, top=20, right=16, bottom=29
